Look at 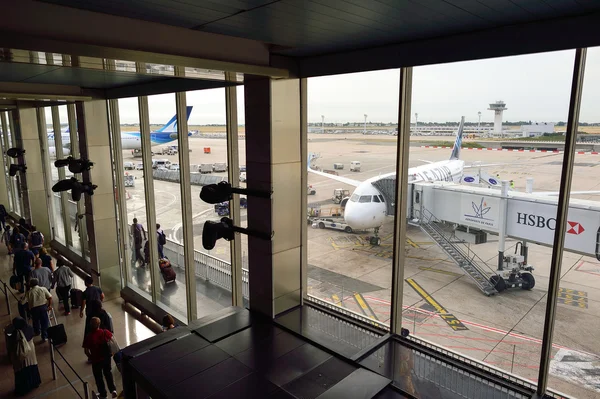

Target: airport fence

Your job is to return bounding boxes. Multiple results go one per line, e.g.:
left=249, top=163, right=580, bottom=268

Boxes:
left=162, top=238, right=249, bottom=298
left=152, top=169, right=227, bottom=186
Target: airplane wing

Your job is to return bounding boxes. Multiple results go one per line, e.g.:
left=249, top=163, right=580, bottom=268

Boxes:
left=308, top=168, right=362, bottom=187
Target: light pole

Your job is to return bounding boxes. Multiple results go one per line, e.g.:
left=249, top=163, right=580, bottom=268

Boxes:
left=321, top=115, right=324, bottom=134
left=363, top=114, right=367, bottom=134
left=478, top=111, right=482, bottom=136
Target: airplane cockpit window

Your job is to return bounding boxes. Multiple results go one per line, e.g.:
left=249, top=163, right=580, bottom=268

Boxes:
left=379, top=195, right=385, bottom=202
left=350, top=194, right=359, bottom=202
left=373, top=195, right=381, bottom=203
left=359, top=195, right=372, bottom=203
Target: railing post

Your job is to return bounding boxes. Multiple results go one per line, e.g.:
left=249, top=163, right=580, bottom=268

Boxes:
left=4, top=282, right=10, bottom=316
left=83, top=381, right=90, bottom=399
left=49, top=340, right=57, bottom=380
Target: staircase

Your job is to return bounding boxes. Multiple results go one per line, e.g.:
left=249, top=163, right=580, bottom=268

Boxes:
left=419, top=209, right=498, bottom=296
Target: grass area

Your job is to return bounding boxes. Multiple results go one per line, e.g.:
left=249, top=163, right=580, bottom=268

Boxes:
left=424, top=141, right=485, bottom=148
left=508, top=133, right=566, bottom=142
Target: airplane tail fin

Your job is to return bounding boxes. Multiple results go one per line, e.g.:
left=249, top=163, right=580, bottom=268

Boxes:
left=156, top=106, right=193, bottom=133
left=450, top=116, right=465, bottom=160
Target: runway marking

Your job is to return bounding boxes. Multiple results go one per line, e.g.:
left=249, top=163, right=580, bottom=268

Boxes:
left=557, top=287, right=588, bottom=309
left=405, top=278, right=468, bottom=331
left=406, top=238, right=419, bottom=248
left=331, top=294, right=342, bottom=306
left=407, top=255, right=453, bottom=263
left=418, top=266, right=462, bottom=277
left=353, top=293, right=379, bottom=321
left=575, top=260, right=600, bottom=277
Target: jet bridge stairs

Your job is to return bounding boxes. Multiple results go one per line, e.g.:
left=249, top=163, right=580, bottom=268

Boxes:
left=417, top=208, right=498, bottom=296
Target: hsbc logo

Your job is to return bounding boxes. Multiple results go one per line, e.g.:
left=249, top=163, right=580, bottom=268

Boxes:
left=516, top=213, right=584, bottom=235
left=567, top=221, right=584, bottom=235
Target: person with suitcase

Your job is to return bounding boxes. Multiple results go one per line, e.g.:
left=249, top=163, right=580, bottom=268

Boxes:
left=23, top=279, right=53, bottom=343
left=54, top=261, right=74, bottom=315
left=156, top=224, right=166, bottom=259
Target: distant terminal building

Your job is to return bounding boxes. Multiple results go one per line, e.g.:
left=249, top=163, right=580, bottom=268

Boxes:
left=520, top=122, right=555, bottom=137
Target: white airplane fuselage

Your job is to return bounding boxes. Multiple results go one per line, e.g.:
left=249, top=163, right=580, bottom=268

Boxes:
left=344, top=159, right=464, bottom=230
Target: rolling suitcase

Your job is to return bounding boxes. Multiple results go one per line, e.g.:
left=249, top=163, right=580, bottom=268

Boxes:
left=159, top=259, right=176, bottom=284
left=70, top=288, right=83, bottom=309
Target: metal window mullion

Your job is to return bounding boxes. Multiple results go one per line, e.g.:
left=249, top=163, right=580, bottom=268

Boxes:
left=390, top=67, right=413, bottom=335
left=63, top=105, right=77, bottom=247
left=51, top=106, right=69, bottom=243
left=0, top=112, right=15, bottom=211
left=225, top=72, right=243, bottom=307
left=300, top=78, right=308, bottom=302
left=536, top=48, right=586, bottom=396
left=108, top=96, right=130, bottom=288
left=138, top=95, right=160, bottom=303
left=8, top=113, right=22, bottom=215
left=11, top=109, right=31, bottom=220
left=174, top=70, right=196, bottom=321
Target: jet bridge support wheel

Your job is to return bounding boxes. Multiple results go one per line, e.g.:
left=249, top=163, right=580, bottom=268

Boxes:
left=490, top=275, right=506, bottom=292
left=520, top=272, right=535, bottom=290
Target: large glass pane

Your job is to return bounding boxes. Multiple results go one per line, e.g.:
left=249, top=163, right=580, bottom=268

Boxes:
left=118, top=98, right=151, bottom=299
left=8, top=112, right=22, bottom=217
left=1, top=111, right=14, bottom=213
left=549, top=47, right=600, bottom=399
left=403, top=50, right=574, bottom=391
left=148, top=93, right=188, bottom=322
left=306, top=70, right=399, bottom=326
left=237, top=85, right=249, bottom=305
left=65, top=106, right=82, bottom=255
left=186, top=87, right=233, bottom=317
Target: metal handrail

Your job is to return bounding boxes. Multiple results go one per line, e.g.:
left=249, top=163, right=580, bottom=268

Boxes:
left=50, top=343, right=90, bottom=399
left=422, top=208, right=496, bottom=275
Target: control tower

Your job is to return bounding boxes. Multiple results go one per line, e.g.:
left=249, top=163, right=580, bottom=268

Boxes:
left=488, top=101, right=507, bottom=135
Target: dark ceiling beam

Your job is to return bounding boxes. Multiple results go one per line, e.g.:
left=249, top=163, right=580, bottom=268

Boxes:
left=296, top=11, right=600, bottom=78
left=0, top=82, right=97, bottom=101
left=104, top=77, right=239, bottom=99
left=3, top=0, right=288, bottom=78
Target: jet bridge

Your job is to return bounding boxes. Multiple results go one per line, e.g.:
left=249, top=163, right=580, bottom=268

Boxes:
left=410, top=181, right=600, bottom=294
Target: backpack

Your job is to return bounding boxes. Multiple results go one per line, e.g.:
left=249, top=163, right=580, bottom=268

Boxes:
left=12, top=233, right=25, bottom=248
left=31, top=231, right=43, bottom=246
left=158, top=231, right=166, bottom=245
left=133, top=224, right=143, bottom=243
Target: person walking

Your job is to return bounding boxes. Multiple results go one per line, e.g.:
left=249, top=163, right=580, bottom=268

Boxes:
left=7, top=316, right=41, bottom=396
left=10, top=226, right=27, bottom=255
left=2, top=224, right=12, bottom=254
left=83, top=317, right=117, bottom=399
left=84, top=300, right=113, bottom=340
left=0, top=203, right=7, bottom=230
left=130, top=218, right=146, bottom=267
left=54, top=261, right=74, bottom=315
left=80, top=276, right=104, bottom=319
left=30, top=259, right=53, bottom=291
left=24, top=279, right=52, bottom=343
left=38, top=247, right=54, bottom=271
left=28, top=226, right=44, bottom=256
left=156, top=223, right=166, bottom=259
left=13, top=243, right=35, bottom=293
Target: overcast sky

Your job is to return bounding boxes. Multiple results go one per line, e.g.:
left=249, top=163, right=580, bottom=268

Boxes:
left=47, top=48, right=600, bottom=126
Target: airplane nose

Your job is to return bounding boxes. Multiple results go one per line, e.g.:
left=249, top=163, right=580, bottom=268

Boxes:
left=344, top=201, right=361, bottom=228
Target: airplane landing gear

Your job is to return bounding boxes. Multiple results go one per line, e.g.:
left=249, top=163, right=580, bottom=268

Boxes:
left=369, top=227, right=382, bottom=246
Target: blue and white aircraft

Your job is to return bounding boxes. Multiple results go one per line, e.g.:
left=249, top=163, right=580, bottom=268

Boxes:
left=47, top=106, right=193, bottom=156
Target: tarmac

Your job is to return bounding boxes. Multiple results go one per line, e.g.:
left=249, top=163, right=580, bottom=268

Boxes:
left=117, top=134, right=599, bottom=399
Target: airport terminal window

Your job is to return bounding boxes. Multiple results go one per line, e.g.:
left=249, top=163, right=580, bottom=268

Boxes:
left=306, top=69, right=399, bottom=327
left=44, top=106, right=66, bottom=245
left=118, top=98, right=151, bottom=299
left=404, top=50, right=575, bottom=391
left=547, top=46, right=600, bottom=399
left=187, top=87, right=235, bottom=315
left=148, top=93, right=188, bottom=321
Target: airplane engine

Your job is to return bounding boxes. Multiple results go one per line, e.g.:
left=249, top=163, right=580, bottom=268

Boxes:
left=169, top=133, right=178, bottom=139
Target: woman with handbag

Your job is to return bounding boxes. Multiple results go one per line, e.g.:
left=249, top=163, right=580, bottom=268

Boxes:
left=83, top=317, right=117, bottom=399
left=7, top=316, right=41, bottom=396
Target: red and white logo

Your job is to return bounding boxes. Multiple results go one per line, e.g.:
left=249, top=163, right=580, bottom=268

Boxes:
left=567, top=221, right=585, bottom=235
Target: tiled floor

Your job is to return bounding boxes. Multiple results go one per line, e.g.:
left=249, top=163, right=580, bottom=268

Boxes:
left=0, top=245, right=156, bottom=399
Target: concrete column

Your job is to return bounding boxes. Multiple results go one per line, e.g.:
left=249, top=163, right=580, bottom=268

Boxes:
left=33, top=108, right=52, bottom=240
left=75, top=100, right=120, bottom=298
left=1, top=112, right=15, bottom=212
left=11, top=105, right=36, bottom=221
left=244, top=76, right=302, bottom=317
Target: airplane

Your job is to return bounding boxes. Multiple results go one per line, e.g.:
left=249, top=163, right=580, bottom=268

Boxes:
left=47, top=106, right=194, bottom=156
